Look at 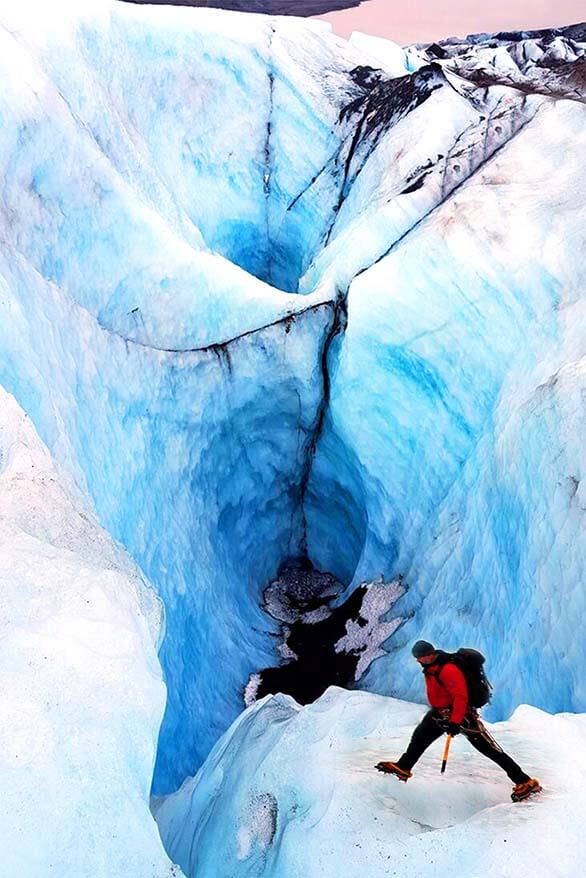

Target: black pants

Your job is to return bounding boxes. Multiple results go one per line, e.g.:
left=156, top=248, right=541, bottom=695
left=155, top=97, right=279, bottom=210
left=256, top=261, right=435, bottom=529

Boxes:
left=397, top=710, right=530, bottom=784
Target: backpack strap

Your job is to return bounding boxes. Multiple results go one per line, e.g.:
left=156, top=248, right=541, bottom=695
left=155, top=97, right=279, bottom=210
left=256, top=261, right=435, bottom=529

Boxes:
left=423, top=653, right=458, bottom=690
left=422, top=651, right=451, bottom=681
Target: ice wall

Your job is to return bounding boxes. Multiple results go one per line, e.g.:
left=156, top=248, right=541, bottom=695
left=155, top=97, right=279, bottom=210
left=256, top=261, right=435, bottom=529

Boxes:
left=0, top=388, right=179, bottom=876
left=0, top=235, right=337, bottom=792
left=0, top=0, right=358, bottom=793
left=306, top=97, right=586, bottom=716
left=0, top=0, right=372, bottom=308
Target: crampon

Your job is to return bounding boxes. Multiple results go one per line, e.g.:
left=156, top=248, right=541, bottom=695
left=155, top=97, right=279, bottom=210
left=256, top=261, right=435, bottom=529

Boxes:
left=375, top=761, right=412, bottom=782
left=511, top=778, right=542, bottom=802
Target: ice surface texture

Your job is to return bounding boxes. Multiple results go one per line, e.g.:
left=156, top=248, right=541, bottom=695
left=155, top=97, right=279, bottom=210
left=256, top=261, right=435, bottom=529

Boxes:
left=1, top=0, right=585, bottom=813
left=0, top=227, right=335, bottom=791
left=156, top=688, right=586, bottom=878
left=0, top=389, right=177, bottom=876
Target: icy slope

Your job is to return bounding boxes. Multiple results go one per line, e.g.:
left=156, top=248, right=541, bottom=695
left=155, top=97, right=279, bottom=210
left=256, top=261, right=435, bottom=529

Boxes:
left=155, top=688, right=586, bottom=878
left=0, top=388, right=179, bottom=876
left=1, top=0, right=377, bottom=791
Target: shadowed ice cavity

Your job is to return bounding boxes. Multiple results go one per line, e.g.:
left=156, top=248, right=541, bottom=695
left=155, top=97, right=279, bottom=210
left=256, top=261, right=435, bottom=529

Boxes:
left=0, top=228, right=358, bottom=792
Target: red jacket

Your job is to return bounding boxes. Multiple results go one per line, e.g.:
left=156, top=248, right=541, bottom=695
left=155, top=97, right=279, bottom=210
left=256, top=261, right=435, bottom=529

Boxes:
left=424, top=661, right=468, bottom=724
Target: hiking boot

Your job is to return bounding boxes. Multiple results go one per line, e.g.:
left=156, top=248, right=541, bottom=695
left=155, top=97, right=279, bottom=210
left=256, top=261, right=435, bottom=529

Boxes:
left=375, top=761, right=412, bottom=782
left=511, top=778, right=542, bottom=802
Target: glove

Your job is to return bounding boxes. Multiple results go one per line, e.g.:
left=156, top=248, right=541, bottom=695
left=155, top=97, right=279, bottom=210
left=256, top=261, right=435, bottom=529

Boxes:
left=446, top=722, right=461, bottom=736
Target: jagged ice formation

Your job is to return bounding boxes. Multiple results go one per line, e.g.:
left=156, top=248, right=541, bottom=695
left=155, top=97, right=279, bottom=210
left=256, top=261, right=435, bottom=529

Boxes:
left=0, top=4, right=585, bottom=873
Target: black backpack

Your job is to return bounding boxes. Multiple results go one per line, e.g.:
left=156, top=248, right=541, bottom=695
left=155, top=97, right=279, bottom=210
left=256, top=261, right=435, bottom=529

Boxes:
left=435, top=648, right=493, bottom=708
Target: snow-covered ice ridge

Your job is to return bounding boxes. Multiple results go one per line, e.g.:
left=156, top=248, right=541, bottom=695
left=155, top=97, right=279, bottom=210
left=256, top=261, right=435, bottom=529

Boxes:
left=0, top=2, right=584, bottom=867
left=156, top=688, right=586, bottom=878
left=0, top=388, right=177, bottom=875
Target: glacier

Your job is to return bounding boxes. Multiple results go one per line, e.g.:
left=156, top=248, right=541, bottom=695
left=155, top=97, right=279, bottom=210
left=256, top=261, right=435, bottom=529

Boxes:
left=0, top=1, right=585, bottom=875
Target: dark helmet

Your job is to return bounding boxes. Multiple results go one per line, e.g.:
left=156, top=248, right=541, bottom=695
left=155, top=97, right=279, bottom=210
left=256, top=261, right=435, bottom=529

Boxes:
left=411, top=640, right=436, bottom=658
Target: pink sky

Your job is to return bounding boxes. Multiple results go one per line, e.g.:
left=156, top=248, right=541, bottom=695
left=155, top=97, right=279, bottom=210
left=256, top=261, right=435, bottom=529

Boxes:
left=315, top=0, right=584, bottom=45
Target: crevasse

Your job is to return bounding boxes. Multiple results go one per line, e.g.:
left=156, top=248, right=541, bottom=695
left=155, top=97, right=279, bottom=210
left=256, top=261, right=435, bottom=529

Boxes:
left=0, top=0, right=584, bottom=808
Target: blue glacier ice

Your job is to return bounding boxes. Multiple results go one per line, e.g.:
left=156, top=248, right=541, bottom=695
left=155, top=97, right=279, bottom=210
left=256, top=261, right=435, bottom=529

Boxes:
left=0, top=0, right=356, bottom=793
left=306, top=97, right=586, bottom=718
left=0, top=3, right=585, bottom=874
left=0, top=236, right=337, bottom=791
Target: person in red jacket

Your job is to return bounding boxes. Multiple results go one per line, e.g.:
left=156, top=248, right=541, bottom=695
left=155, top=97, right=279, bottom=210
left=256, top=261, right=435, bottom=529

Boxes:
left=376, top=640, right=541, bottom=801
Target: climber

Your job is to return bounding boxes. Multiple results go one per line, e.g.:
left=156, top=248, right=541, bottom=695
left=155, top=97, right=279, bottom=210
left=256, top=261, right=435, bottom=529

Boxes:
left=375, top=640, right=541, bottom=802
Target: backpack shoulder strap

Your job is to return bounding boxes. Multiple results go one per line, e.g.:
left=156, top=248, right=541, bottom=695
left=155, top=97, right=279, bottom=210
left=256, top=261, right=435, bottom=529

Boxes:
left=431, top=653, right=461, bottom=687
left=423, top=651, right=452, bottom=683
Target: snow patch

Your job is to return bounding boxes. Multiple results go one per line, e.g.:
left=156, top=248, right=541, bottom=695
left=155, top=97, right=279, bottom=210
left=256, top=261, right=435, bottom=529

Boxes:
left=335, top=576, right=406, bottom=680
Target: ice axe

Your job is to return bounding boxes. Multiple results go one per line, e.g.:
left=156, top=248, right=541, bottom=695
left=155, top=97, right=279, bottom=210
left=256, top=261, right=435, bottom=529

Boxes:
left=440, top=734, right=453, bottom=774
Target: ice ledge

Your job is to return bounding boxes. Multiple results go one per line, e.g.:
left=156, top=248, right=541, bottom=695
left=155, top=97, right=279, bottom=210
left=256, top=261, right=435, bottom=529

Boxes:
left=156, top=687, right=586, bottom=878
